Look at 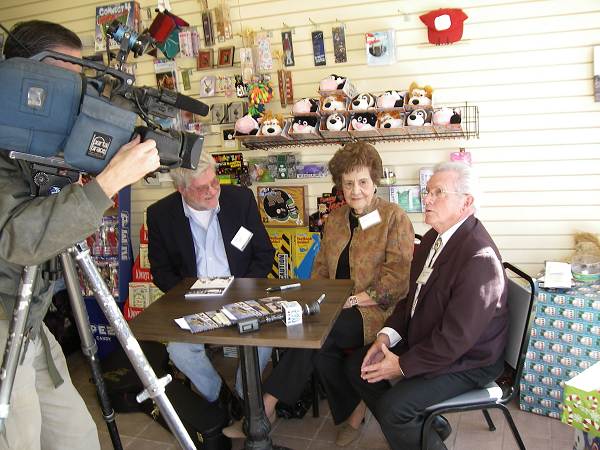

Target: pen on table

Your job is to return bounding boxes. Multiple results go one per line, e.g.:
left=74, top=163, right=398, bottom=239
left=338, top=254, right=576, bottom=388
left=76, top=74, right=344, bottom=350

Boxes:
left=265, top=283, right=301, bottom=292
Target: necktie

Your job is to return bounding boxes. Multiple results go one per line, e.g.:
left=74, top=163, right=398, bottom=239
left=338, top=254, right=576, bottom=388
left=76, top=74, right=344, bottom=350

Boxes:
left=411, top=236, right=443, bottom=317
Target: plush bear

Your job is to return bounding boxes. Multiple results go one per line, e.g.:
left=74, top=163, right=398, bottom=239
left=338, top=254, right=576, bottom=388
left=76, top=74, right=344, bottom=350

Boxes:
left=326, top=113, right=346, bottom=131
left=351, top=112, right=377, bottom=131
left=292, top=98, right=319, bottom=115
left=408, top=82, right=433, bottom=107
left=319, top=74, right=347, bottom=91
left=292, top=116, right=319, bottom=134
left=377, top=111, right=403, bottom=129
left=376, top=90, right=405, bottom=109
left=234, top=114, right=259, bottom=135
left=321, top=94, right=346, bottom=111
left=350, top=93, right=376, bottom=111
left=406, top=109, right=430, bottom=126
left=259, top=111, right=285, bottom=135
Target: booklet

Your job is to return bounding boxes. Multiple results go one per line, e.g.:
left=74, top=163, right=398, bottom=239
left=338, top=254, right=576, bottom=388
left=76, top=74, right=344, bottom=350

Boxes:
left=221, top=301, right=264, bottom=322
left=184, top=276, right=234, bottom=299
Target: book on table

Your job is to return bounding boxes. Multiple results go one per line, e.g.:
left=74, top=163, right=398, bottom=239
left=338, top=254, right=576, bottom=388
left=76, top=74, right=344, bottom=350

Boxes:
left=184, top=276, right=234, bottom=299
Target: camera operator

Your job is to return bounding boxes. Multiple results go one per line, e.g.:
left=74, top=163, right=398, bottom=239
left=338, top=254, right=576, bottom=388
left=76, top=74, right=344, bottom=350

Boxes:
left=0, top=20, right=160, bottom=450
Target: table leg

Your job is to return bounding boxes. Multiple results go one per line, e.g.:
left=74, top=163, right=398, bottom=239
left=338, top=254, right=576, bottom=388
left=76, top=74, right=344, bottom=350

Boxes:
left=239, top=346, right=287, bottom=450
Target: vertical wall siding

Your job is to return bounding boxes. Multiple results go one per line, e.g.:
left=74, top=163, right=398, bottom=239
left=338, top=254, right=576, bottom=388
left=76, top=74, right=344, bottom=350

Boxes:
left=2, top=0, right=599, bottom=275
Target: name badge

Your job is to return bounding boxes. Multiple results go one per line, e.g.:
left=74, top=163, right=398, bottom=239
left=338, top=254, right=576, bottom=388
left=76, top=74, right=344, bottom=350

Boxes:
left=359, top=209, right=382, bottom=230
left=416, top=267, right=433, bottom=285
left=231, top=226, right=253, bottom=251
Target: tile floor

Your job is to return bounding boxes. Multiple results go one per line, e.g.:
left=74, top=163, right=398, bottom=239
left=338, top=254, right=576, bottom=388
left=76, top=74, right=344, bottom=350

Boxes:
left=67, top=350, right=575, bottom=450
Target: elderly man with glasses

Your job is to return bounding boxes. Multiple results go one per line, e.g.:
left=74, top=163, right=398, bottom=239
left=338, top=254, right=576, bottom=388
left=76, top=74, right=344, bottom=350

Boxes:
left=146, top=150, right=274, bottom=419
left=346, top=161, right=510, bottom=450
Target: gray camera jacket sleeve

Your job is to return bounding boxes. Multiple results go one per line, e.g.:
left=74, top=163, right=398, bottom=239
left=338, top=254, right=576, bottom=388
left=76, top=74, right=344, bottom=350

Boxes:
left=0, top=152, right=113, bottom=334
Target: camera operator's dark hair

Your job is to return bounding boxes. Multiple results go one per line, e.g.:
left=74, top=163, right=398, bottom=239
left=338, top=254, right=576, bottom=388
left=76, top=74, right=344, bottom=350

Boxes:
left=4, top=20, right=82, bottom=59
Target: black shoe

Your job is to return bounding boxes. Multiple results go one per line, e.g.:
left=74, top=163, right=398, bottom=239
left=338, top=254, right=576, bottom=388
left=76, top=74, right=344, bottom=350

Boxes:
left=215, top=378, right=233, bottom=417
left=431, top=415, right=452, bottom=442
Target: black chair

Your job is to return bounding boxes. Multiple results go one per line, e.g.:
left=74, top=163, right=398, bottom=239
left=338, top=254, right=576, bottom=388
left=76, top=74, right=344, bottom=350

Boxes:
left=420, top=262, right=537, bottom=450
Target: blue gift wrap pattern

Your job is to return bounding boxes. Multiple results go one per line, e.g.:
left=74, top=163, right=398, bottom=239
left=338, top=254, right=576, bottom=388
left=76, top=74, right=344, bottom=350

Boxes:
left=520, top=282, right=600, bottom=419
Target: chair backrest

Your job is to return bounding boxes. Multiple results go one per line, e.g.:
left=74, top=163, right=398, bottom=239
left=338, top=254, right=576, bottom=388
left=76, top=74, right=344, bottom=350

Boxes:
left=503, top=262, right=538, bottom=396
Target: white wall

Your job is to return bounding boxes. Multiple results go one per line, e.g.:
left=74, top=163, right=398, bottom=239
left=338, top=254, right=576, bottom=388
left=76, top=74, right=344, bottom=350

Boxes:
left=2, top=0, right=599, bottom=275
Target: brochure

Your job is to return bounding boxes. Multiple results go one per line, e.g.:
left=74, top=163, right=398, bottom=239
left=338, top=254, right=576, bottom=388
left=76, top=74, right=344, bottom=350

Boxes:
left=221, top=301, right=263, bottom=322
left=184, top=276, right=234, bottom=299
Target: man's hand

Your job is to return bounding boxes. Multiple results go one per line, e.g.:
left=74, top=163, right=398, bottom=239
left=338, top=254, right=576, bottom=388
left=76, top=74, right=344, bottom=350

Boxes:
left=95, top=136, right=159, bottom=198
left=361, top=334, right=389, bottom=370
left=360, top=336, right=402, bottom=383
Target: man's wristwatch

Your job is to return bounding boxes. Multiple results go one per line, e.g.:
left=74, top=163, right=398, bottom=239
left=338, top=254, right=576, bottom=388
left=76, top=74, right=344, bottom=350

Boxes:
left=348, top=295, right=359, bottom=307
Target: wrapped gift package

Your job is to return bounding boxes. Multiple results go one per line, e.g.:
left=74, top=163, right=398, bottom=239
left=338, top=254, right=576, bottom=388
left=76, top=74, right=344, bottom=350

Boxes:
left=562, top=361, right=600, bottom=448
left=520, top=282, right=600, bottom=419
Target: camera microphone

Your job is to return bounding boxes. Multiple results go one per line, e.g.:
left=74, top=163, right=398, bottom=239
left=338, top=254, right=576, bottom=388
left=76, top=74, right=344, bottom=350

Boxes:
left=133, top=87, right=209, bottom=117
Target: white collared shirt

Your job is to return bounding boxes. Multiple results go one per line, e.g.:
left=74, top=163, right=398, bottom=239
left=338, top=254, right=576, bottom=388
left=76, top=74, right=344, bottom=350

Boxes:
left=181, top=198, right=231, bottom=278
left=379, top=216, right=470, bottom=348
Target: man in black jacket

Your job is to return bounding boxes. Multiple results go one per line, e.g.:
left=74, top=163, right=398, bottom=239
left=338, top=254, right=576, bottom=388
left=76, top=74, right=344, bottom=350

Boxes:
left=147, top=150, right=274, bottom=412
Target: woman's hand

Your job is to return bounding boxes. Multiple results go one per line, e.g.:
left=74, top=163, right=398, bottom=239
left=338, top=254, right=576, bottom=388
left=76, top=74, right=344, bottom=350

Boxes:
left=343, top=291, right=377, bottom=308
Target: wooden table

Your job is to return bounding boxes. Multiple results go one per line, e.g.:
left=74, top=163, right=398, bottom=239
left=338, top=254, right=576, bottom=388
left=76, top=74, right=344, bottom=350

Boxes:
left=130, top=278, right=353, bottom=450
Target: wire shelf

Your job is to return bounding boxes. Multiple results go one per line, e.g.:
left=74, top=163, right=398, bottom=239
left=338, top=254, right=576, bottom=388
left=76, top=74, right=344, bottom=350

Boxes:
left=237, top=104, right=478, bottom=151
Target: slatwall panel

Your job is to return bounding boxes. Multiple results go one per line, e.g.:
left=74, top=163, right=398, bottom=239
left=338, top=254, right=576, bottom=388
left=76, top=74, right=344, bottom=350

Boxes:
left=2, top=0, right=599, bottom=275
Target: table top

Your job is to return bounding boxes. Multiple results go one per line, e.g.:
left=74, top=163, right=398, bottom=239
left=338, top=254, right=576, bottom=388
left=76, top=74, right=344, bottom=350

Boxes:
left=129, top=278, right=354, bottom=349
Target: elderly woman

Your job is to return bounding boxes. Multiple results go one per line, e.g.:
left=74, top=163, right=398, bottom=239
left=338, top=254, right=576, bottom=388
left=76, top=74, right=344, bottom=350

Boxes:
left=224, top=142, right=414, bottom=445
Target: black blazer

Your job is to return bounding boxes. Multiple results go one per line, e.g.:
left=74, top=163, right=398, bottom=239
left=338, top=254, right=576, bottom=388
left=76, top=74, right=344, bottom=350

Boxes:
left=147, top=185, right=274, bottom=292
left=385, top=215, right=509, bottom=379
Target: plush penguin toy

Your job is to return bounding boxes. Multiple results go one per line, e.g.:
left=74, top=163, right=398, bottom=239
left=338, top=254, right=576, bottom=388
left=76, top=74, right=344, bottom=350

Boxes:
left=292, top=116, right=319, bottom=134
left=326, top=113, right=346, bottom=131
left=376, top=90, right=405, bottom=109
left=378, top=111, right=403, bottom=129
left=292, top=98, right=319, bottom=115
left=351, top=93, right=376, bottom=111
left=406, top=109, right=429, bottom=126
left=351, top=112, right=377, bottom=131
left=321, top=94, right=346, bottom=111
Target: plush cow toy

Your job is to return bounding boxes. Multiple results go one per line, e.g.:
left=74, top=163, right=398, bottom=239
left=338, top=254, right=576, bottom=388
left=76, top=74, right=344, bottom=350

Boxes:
left=351, top=112, right=377, bottom=131
left=292, top=98, right=319, bottom=115
left=376, top=90, right=405, bottom=109
left=234, top=114, right=259, bottom=135
left=292, top=116, right=319, bottom=134
left=319, top=74, right=347, bottom=91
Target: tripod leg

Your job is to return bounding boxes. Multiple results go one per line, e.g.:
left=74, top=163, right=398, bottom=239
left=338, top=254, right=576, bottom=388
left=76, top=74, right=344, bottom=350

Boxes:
left=60, top=252, right=123, bottom=450
left=69, top=241, right=196, bottom=450
left=0, top=265, right=39, bottom=434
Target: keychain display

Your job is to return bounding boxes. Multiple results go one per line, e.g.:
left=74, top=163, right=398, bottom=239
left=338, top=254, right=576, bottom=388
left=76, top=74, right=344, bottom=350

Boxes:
left=214, top=1, right=233, bottom=41
left=255, top=32, right=274, bottom=71
left=332, top=25, right=347, bottom=63
left=312, top=30, right=326, bottom=66
left=281, top=30, right=295, bottom=66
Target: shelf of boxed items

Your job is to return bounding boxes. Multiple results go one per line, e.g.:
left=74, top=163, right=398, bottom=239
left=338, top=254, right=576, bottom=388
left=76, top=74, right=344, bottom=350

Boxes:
left=79, top=186, right=132, bottom=359
left=236, top=104, right=478, bottom=151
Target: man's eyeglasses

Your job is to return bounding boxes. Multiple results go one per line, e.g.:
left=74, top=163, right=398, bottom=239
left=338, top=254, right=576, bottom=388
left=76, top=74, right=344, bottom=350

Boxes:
left=423, top=187, right=467, bottom=200
left=186, top=177, right=220, bottom=195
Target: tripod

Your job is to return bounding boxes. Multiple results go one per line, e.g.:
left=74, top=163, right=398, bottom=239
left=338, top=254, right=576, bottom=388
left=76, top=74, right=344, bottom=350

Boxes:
left=0, top=152, right=196, bottom=450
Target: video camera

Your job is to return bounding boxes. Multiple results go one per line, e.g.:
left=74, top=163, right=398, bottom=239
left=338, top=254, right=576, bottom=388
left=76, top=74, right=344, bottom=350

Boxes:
left=0, top=20, right=209, bottom=175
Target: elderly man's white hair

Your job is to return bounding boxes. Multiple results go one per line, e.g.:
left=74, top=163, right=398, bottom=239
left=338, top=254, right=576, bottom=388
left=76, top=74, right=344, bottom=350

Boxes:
left=433, top=161, right=481, bottom=211
left=170, top=150, right=217, bottom=189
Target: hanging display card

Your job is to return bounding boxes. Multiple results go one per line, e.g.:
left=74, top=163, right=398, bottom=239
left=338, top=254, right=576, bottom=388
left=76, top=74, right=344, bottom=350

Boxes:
left=255, top=32, right=274, bottom=71
left=281, top=31, right=295, bottom=66
left=365, top=30, right=396, bottom=66
left=312, top=31, right=326, bottom=66
left=332, top=26, right=347, bottom=63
